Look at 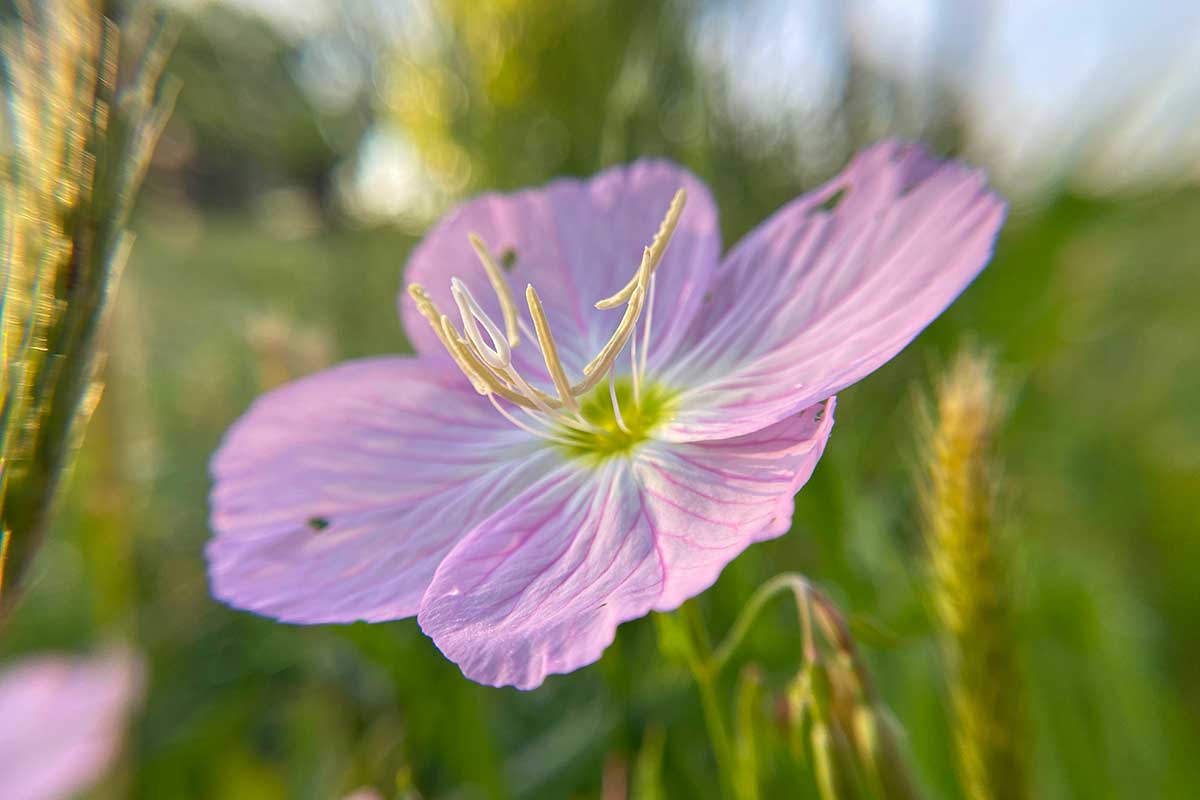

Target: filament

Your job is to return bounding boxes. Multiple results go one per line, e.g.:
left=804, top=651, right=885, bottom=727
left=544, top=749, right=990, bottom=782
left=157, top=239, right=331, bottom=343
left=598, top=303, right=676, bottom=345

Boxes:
left=609, top=367, right=630, bottom=434
left=489, top=395, right=575, bottom=446
left=638, top=271, right=656, bottom=386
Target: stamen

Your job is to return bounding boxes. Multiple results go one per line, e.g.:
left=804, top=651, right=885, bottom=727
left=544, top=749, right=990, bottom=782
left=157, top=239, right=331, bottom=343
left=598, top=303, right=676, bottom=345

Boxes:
left=438, top=314, right=532, bottom=407
left=450, top=277, right=511, bottom=370
left=608, top=369, right=631, bottom=434
left=518, top=402, right=600, bottom=437
left=595, top=188, right=686, bottom=310
left=576, top=202, right=665, bottom=385
left=408, top=284, right=488, bottom=395
left=468, top=233, right=521, bottom=348
left=518, top=317, right=537, bottom=344
left=526, top=285, right=580, bottom=412
left=638, top=271, right=657, bottom=386
left=500, top=361, right=562, bottom=416
left=489, top=395, right=576, bottom=446
left=630, top=315, right=641, bottom=407
left=575, top=284, right=644, bottom=395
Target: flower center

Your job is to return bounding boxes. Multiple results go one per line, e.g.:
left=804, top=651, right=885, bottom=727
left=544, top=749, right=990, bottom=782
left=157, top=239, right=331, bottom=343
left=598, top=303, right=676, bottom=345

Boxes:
left=559, top=377, right=676, bottom=461
left=407, top=188, right=687, bottom=451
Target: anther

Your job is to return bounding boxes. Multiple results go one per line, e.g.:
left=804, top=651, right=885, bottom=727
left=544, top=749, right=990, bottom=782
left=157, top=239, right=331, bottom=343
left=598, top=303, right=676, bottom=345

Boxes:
left=526, top=285, right=580, bottom=412
left=409, top=284, right=489, bottom=395
left=575, top=284, right=645, bottom=395
left=595, top=188, right=686, bottom=309
left=468, top=233, right=521, bottom=348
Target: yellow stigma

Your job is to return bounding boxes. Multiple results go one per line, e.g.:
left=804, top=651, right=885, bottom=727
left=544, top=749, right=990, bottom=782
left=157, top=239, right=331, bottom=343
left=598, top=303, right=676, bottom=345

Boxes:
left=407, top=188, right=686, bottom=453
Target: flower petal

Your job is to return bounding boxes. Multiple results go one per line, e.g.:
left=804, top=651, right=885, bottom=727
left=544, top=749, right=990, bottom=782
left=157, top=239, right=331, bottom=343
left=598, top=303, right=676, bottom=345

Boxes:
left=657, top=140, right=1005, bottom=441
left=0, top=651, right=142, bottom=800
left=641, top=399, right=836, bottom=610
left=207, top=357, right=560, bottom=624
left=417, top=400, right=834, bottom=689
left=400, top=160, right=720, bottom=376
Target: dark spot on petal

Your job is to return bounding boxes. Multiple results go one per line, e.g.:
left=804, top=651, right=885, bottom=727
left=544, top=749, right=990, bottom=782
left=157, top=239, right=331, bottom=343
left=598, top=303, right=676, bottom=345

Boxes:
left=307, top=516, right=330, bottom=532
left=811, top=186, right=847, bottom=215
left=500, top=248, right=518, bottom=271
left=703, top=291, right=713, bottom=304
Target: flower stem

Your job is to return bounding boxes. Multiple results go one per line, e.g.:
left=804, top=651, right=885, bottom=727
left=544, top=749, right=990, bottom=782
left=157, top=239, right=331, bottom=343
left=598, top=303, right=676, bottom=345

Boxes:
left=710, top=573, right=813, bottom=676
left=680, top=603, right=738, bottom=798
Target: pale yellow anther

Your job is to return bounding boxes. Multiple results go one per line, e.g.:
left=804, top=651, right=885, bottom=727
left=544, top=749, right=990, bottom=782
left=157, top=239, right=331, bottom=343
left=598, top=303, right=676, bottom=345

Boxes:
left=577, top=237, right=655, bottom=381
left=408, top=284, right=490, bottom=396
left=526, top=285, right=579, bottom=412
left=575, top=284, right=645, bottom=395
left=468, top=233, right=521, bottom=348
left=595, top=188, right=686, bottom=310
left=407, top=283, right=441, bottom=329
left=409, top=283, right=463, bottom=360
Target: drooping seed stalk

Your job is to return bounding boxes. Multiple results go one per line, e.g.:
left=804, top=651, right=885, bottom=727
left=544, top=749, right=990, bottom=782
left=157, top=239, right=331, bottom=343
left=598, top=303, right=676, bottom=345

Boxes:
left=677, top=570, right=925, bottom=800
left=922, top=350, right=1027, bottom=800
left=0, top=1, right=176, bottom=610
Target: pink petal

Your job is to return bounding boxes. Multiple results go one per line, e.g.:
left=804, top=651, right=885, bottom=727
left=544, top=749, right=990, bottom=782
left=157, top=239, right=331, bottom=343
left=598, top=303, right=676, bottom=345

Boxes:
left=207, top=357, right=560, bottom=624
left=0, top=651, right=142, bottom=800
left=657, top=140, right=1005, bottom=441
left=417, top=400, right=834, bottom=689
left=400, top=160, right=720, bottom=376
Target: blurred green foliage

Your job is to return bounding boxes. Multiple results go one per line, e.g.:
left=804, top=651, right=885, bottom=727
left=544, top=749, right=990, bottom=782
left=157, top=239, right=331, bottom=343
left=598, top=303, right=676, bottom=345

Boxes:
left=2, top=1, right=1198, bottom=798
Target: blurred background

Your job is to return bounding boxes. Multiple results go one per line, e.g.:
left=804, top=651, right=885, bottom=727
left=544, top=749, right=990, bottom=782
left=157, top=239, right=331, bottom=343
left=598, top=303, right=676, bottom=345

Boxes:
left=2, top=0, right=1199, bottom=797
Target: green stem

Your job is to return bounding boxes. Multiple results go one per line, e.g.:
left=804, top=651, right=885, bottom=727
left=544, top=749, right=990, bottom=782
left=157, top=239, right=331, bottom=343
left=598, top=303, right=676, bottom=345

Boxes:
left=710, top=573, right=812, bottom=676
left=664, top=605, right=737, bottom=798
left=694, top=662, right=736, bottom=797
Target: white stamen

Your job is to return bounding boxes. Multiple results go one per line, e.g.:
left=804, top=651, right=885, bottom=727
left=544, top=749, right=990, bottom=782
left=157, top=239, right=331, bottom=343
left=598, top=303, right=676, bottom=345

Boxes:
left=502, top=363, right=560, bottom=416
left=489, top=395, right=576, bottom=446
left=518, top=317, right=537, bottom=344
left=518, top=404, right=599, bottom=437
left=638, top=271, right=657, bottom=386
left=451, top=278, right=511, bottom=370
left=630, top=318, right=641, bottom=407
left=609, top=367, right=631, bottom=434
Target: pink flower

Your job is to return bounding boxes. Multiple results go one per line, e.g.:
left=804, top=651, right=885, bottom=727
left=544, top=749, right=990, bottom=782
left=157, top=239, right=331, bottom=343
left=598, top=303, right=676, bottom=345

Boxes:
left=207, top=140, right=1004, bottom=689
left=0, top=651, right=143, bottom=800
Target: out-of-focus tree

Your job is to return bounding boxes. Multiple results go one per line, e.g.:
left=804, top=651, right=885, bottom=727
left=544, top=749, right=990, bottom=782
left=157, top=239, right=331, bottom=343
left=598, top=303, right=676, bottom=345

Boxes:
left=151, top=6, right=352, bottom=209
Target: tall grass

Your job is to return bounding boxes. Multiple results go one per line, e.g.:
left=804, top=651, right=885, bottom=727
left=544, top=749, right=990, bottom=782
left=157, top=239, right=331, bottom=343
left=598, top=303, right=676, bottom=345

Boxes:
left=922, top=350, right=1027, bottom=800
left=0, top=0, right=173, bottom=606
